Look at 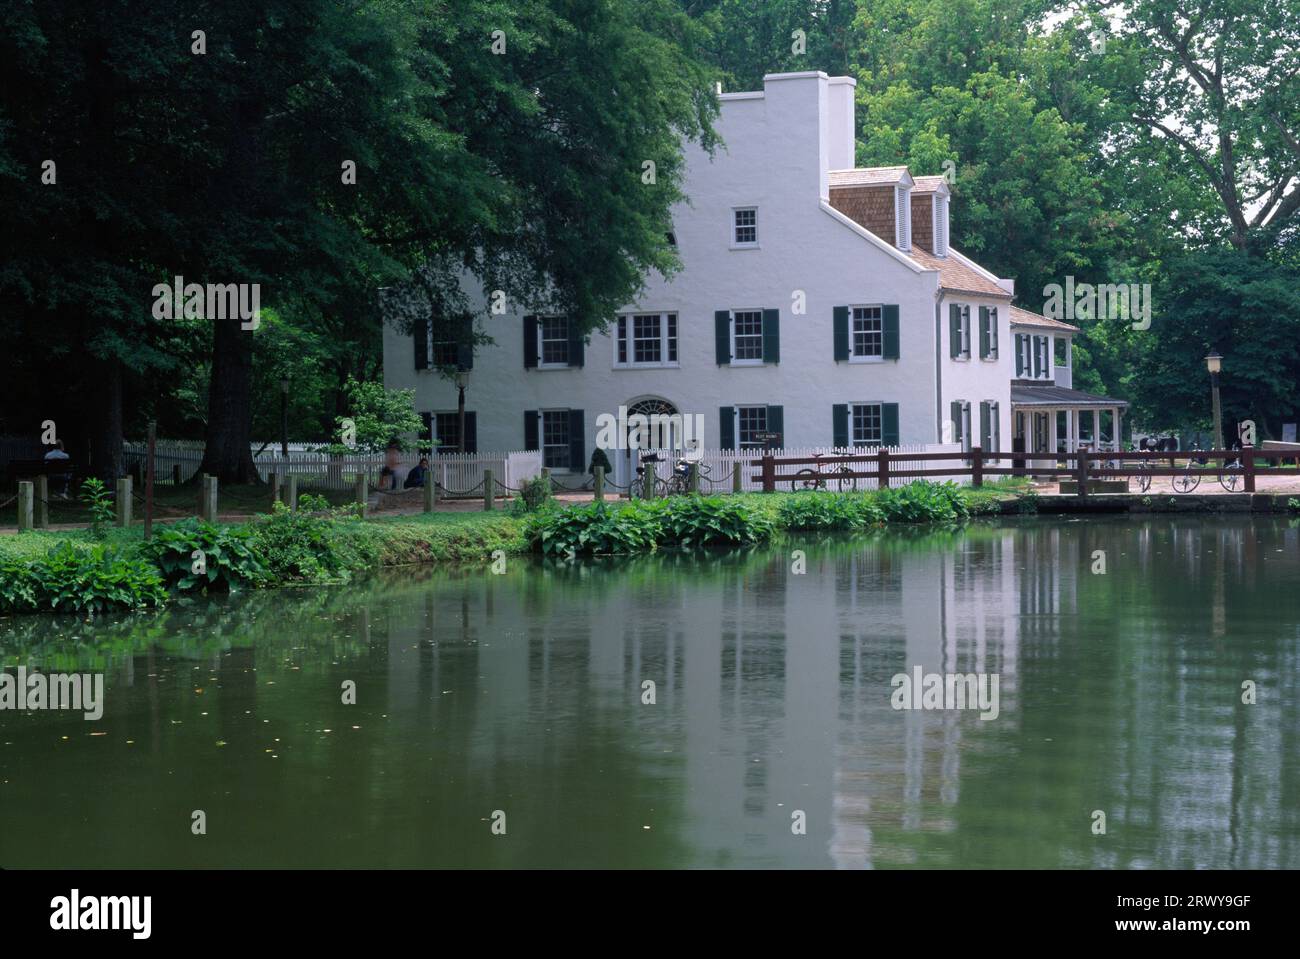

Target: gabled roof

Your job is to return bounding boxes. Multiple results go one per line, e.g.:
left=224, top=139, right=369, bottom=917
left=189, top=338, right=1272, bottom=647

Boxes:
left=1011, top=386, right=1127, bottom=408
left=1010, top=305, right=1080, bottom=333
left=908, top=247, right=1011, bottom=299
left=911, top=176, right=950, bottom=196
left=828, top=166, right=913, bottom=187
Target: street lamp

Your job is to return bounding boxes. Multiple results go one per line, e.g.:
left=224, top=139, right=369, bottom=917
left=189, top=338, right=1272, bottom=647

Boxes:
left=454, top=369, right=471, bottom=454
left=279, top=377, right=290, bottom=458
left=1205, top=352, right=1223, bottom=452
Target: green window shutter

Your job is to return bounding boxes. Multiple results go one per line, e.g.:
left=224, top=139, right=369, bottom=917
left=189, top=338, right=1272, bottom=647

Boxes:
left=950, top=401, right=962, bottom=444
left=949, top=304, right=961, bottom=358
left=762, top=308, right=780, bottom=363
left=978, top=306, right=990, bottom=359
left=832, top=404, right=849, bottom=448
left=766, top=405, right=784, bottom=445
left=980, top=402, right=991, bottom=450
left=457, top=315, right=474, bottom=370
left=990, top=308, right=999, bottom=356
left=882, top=305, right=900, bottom=359
left=567, top=317, right=584, bottom=368
left=414, top=318, right=429, bottom=371
left=1015, top=335, right=1023, bottom=376
left=421, top=412, right=433, bottom=449
left=524, top=410, right=539, bottom=451
left=1034, top=338, right=1043, bottom=378
left=568, top=409, right=584, bottom=470
left=882, top=403, right=900, bottom=446
left=719, top=407, right=735, bottom=450
left=523, top=315, right=538, bottom=369
left=833, top=306, right=849, bottom=361
left=464, top=412, right=478, bottom=454
left=715, top=311, right=731, bottom=365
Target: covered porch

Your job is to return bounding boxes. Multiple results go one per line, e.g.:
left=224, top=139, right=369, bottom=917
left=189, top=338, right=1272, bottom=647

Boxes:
left=1010, top=386, right=1129, bottom=461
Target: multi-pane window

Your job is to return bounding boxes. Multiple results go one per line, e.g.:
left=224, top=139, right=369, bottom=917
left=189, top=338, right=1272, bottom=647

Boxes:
left=541, top=411, right=570, bottom=469
left=852, top=306, right=883, bottom=358
left=434, top=413, right=462, bottom=453
left=615, top=313, right=677, bottom=367
left=733, top=208, right=757, bottom=245
left=732, top=310, right=764, bottom=361
left=736, top=406, right=768, bottom=448
left=432, top=339, right=459, bottom=368
left=539, top=315, right=569, bottom=365
left=851, top=403, right=883, bottom=446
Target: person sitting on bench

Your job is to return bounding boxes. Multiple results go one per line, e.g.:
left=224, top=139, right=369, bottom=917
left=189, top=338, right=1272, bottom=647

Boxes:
left=404, top=457, right=429, bottom=489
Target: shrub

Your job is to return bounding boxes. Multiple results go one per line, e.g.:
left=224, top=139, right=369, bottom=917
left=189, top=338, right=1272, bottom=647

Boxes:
left=78, top=478, right=116, bottom=539
left=298, top=493, right=331, bottom=512
left=876, top=481, right=969, bottom=523
left=526, top=501, right=664, bottom=556
left=1288, top=497, right=1300, bottom=512
left=511, top=475, right=554, bottom=515
left=0, top=542, right=167, bottom=614
left=250, top=502, right=356, bottom=583
left=777, top=492, right=882, bottom=531
left=141, top=518, right=265, bottom=591
left=660, top=495, right=772, bottom=547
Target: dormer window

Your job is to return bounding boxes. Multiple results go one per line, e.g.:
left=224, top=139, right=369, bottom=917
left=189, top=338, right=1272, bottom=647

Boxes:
left=933, top=194, right=949, bottom=256
left=894, top=186, right=911, bottom=251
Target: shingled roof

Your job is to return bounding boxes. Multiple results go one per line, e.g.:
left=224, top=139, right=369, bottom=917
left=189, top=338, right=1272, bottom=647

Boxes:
left=1010, top=305, right=1080, bottom=333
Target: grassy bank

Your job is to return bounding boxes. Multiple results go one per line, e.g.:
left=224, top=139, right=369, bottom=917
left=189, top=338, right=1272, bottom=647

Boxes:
left=0, top=480, right=1027, bottom=615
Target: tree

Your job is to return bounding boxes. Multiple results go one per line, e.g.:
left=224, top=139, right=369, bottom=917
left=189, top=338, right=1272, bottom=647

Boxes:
left=328, top=379, right=425, bottom=454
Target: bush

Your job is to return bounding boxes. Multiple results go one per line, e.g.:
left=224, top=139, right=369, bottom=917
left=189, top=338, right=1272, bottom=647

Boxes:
left=510, top=475, right=554, bottom=515
left=526, top=501, right=665, bottom=556
left=777, top=492, right=883, bottom=531
left=876, top=481, right=969, bottom=523
left=0, top=542, right=167, bottom=614
left=78, top=478, right=116, bottom=540
left=660, top=495, right=772, bottom=547
left=249, top=502, right=357, bottom=583
left=141, top=518, right=265, bottom=591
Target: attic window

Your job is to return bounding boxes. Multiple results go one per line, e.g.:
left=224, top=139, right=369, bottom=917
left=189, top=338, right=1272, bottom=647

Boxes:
left=894, top=186, right=911, bottom=251
left=933, top=194, right=949, bottom=256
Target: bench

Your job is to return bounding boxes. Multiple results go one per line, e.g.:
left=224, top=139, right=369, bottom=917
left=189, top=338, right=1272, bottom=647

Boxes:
left=6, top=459, right=77, bottom=481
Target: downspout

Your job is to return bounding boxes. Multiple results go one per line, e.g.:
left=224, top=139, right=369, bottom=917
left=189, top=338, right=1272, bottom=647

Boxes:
left=934, top=287, right=944, bottom=443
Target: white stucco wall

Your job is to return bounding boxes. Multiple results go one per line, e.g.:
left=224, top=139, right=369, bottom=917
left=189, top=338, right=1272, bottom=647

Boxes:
left=383, top=72, right=1013, bottom=467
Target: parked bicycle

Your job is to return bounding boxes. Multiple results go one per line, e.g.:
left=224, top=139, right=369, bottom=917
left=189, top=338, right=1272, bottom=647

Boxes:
left=1218, top=444, right=1244, bottom=492
left=793, top=452, right=858, bottom=492
left=1172, top=445, right=1204, bottom=493
left=632, top=454, right=711, bottom=497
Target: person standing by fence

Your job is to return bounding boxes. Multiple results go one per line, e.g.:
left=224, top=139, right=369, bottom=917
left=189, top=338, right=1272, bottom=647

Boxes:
left=44, top=439, right=72, bottom=498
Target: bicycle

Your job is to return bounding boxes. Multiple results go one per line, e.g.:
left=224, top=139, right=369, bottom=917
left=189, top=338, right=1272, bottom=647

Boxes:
left=665, top=457, right=712, bottom=495
left=1172, top=446, right=1203, bottom=493
left=1218, top=444, right=1244, bottom=492
left=793, top=452, right=857, bottom=492
left=1127, top=441, right=1154, bottom=493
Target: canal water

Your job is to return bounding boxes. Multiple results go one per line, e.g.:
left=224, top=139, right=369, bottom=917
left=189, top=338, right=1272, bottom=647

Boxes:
left=2, top=516, right=1297, bottom=868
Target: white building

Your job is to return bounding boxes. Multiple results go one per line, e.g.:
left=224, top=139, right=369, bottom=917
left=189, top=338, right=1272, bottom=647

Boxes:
left=383, top=71, right=1125, bottom=482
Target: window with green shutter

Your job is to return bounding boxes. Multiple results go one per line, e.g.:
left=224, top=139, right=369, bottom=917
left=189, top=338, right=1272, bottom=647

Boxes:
left=832, top=404, right=849, bottom=448
left=882, top=305, right=900, bottom=359
left=833, top=306, right=849, bottom=361
left=523, top=315, right=538, bottom=369
left=718, top=406, right=735, bottom=450
left=715, top=311, right=731, bottom=365
left=762, top=309, right=780, bottom=363
left=979, top=306, right=990, bottom=358
left=881, top=403, right=900, bottom=446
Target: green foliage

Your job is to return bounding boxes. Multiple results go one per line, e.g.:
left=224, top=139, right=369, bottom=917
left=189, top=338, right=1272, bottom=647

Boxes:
left=141, top=518, right=265, bottom=592
left=527, top=501, right=667, bottom=556
left=510, top=475, right=555, bottom=516
left=875, top=481, right=970, bottom=523
left=78, top=478, right=115, bottom=540
left=1288, top=498, right=1300, bottom=512
left=588, top=448, right=614, bottom=476
left=660, top=496, right=772, bottom=547
left=777, top=492, right=884, bottom=531
left=325, top=378, right=424, bottom=454
left=0, top=543, right=166, bottom=615
left=249, top=502, right=359, bottom=584
left=297, top=493, right=332, bottom=512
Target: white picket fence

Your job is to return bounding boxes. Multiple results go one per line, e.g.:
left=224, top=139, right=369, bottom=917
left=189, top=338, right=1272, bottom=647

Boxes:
left=628, top=444, right=970, bottom=493
left=122, top=441, right=544, bottom=496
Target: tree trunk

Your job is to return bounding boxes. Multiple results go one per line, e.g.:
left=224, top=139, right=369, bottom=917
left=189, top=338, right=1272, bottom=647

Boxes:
left=88, top=357, right=124, bottom=483
left=199, top=315, right=261, bottom=484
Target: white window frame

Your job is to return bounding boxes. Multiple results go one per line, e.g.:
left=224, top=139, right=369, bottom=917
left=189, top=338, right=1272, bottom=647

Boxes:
left=731, top=207, right=758, bottom=248
left=536, top=314, right=570, bottom=369
left=613, top=312, right=679, bottom=369
left=735, top=404, right=769, bottom=449
left=849, top=305, right=885, bottom=363
left=540, top=409, right=571, bottom=470
left=933, top=194, right=949, bottom=256
left=729, top=309, right=765, bottom=366
left=895, top=186, right=912, bottom=251
left=849, top=402, right=884, bottom=447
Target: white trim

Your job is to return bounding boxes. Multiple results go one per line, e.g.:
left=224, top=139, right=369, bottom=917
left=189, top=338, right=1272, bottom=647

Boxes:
left=719, top=91, right=764, bottom=101
left=894, top=185, right=912, bottom=251
left=613, top=311, right=679, bottom=369
left=848, top=401, right=885, bottom=446
left=536, top=314, right=570, bottom=370
left=731, top=206, right=759, bottom=248
left=848, top=304, right=885, bottom=363
left=728, top=308, right=766, bottom=366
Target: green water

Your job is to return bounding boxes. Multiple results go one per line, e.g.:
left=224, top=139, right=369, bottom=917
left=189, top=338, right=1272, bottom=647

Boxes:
left=2, top=516, right=1298, bottom=869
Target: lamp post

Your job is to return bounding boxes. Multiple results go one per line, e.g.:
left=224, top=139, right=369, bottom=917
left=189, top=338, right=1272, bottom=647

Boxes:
left=1205, top=351, right=1223, bottom=453
left=454, top=369, right=470, bottom=453
left=279, top=377, right=290, bottom=458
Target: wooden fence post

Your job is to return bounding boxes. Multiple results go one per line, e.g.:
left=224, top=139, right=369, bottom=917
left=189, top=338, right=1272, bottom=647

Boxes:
left=17, top=481, right=33, bottom=531
left=1243, top=444, right=1256, bottom=493
left=202, top=475, right=219, bottom=523
left=354, top=474, right=368, bottom=518
left=172, top=463, right=182, bottom=487
left=196, top=472, right=207, bottom=516
left=269, top=470, right=281, bottom=505
left=144, top=421, right=156, bottom=541
left=1076, top=450, right=1089, bottom=498
left=877, top=448, right=890, bottom=491
left=971, top=447, right=983, bottom=488
left=287, top=475, right=299, bottom=511
left=761, top=454, right=775, bottom=493
left=593, top=466, right=605, bottom=502
left=732, top=461, right=742, bottom=493
left=424, top=473, right=437, bottom=512
left=483, top=468, right=496, bottom=510
left=33, top=475, right=49, bottom=529
left=688, top=462, right=699, bottom=494
left=115, top=476, right=133, bottom=527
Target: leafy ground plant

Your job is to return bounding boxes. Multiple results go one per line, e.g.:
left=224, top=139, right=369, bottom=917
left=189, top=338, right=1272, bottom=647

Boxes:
left=0, top=542, right=167, bottom=614
left=141, top=518, right=266, bottom=591
left=78, top=478, right=116, bottom=540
